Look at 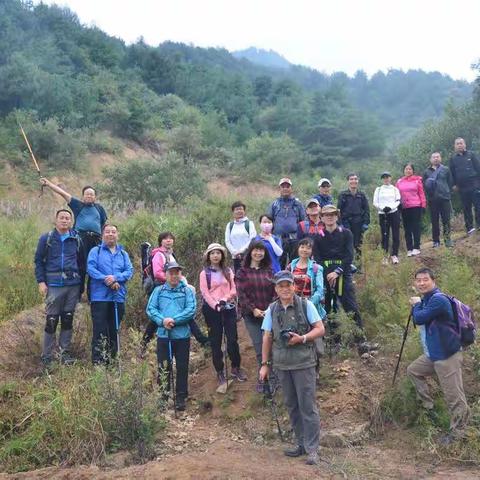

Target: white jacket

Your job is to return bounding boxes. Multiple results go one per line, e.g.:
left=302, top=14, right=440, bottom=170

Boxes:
left=225, top=217, right=257, bottom=256
left=373, top=185, right=401, bottom=214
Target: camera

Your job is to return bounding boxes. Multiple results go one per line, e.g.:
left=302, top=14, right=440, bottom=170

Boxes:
left=280, top=327, right=298, bottom=341
left=218, top=300, right=236, bottom=312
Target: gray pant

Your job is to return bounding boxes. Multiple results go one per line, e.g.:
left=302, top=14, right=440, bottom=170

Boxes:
left=277, top=366, right=320, bottom=453
left=43, top=285, right=80, bottom=361
left=407, top=352, right=470, bottom=435
left=243, top=313, right=263, bottom=365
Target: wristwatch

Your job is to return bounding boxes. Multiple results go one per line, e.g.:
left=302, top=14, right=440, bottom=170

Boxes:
left=261, top=361, right=272, bottom=366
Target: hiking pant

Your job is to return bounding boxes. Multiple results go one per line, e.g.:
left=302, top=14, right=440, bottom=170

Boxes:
left=78, top=231, right=101, bottom=299
left=233, top=256, right=243, bottom=273
left=279, top=237, right=297, bottom=270
left=90, top=301, right=125, bottom=364
left=202, top=303, right=241, bottom=373
left=379, top=211, right=400, bottom=256
left=459, top=188, right=480, bottom=232
left=277, top=366, right=320, bottom=454
left=407, top=352, right=470, bottom=435
left=348, top=219, right=364, bottom=256
left=243, top=312, right=263, bottom=366
left=42, top=285, right=80, bottom=361
left=429, top=199, right=451, bottom=243
left=142, top=318, right=207, bottom=349
left=324, top=273, right=364, bottom=331
left=401, top=207, right=422, bottom=251
left=157, top=337, right=190, bottom=401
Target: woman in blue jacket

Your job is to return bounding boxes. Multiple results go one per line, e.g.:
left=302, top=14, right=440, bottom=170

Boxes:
left=87, top=224, right=133, bottom=364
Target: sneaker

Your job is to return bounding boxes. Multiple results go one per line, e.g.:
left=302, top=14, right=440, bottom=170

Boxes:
left=231, top=367, right=247, bottom=382
left=412, top=249, right=421, bottom=256
left=217, top=371, right=227, bottom=386
left=305, top=451, right=319, bottom=465
left=176, top=397, right=186, bottom=412
left=284, top=445, right=306, bottom=457
left=391, top=255, right=399, bottom=264
left=382, top=257, right=389, bottom=266
left=445, top=239, right=454, bottom=248
left=467, top=228, right=476, bottom=235
left=407, top=250, right=413, bottom=257
left=432, top=241, right=440, bottom=248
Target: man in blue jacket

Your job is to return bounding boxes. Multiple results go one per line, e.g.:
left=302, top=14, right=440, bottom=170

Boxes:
left=267, top=177, right=305, bottom=269
left=146, top=261, right=196, bottom=411
left=87, top=224, right=133, bottom=364
left=407, top=268, right=470, bottom=444
left=34, top=209, right=84, bottom=366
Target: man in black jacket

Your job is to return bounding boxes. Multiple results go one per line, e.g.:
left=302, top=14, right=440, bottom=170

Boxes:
left=423, top=152, right=454, bottom=247
left=337, top=173, right=370, bottom=256
left=449, top=138, right=480, bottom=234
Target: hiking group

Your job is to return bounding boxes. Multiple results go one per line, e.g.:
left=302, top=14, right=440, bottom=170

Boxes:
left=33, top=136, right=478, bottom=465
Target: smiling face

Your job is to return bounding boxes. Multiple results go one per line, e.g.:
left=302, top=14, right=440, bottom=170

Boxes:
left=82, top=187, right=96, bottom=204
left=415, top=272, right=436, bottom=295
left=251, top=247, right=265, bottom=263
left=321, top=212, right=338, bottom=229
left=404, top=165, right=414, bottom=177
left=233, top=205, right=245, bottom=220
left=348, top=175, right=359, bottom=190
left=161, top=236, right=174, bottom=250
left=306, top=202, right=320, bottom=216
left=382, top=175, right=392, bottom=185
left=298, top=243, right=312, bottom=259
left=102, top=225, right=118, bottom=247
left=166, top=268, right=182, bottom=287
left=279, top=183, right=293, bottom=198
left=209, top=249, right=223, bottom=266
left=275, top=281, right=295, bottom=302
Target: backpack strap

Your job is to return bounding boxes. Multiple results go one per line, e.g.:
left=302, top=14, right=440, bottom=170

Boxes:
left=229, top=220, right=250, bottom=235
left=42, top=230, right=55, bottom=263
left=204, top=267, right=212, bottom=290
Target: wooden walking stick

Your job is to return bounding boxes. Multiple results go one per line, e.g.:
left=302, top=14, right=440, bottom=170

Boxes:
left=18, top=122, right=44, bottom=196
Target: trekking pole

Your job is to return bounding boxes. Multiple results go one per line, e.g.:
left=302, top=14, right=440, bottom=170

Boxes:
left=263, top=378, right=284, bottom=442
left=18, top=122, right=44, bottom=197
left=167, top=330, right=177, bottom=418
left=392, top=312, right=412, bottom=387
left=216, top=305, right=233, bottom=394
left=114, top=300, right=121, bottom=373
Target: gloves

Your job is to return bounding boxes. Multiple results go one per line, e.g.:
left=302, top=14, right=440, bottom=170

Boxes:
left=361, top=224, right=369, bottom=232
left=383, top=206, right=391, bottom=213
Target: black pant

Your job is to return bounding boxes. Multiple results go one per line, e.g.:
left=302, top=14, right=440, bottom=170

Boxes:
left=91, top=301, right=125, bottom=364
left=233, top=257, right=244, bottom=273
left=78, top=231, right=101, bottom=299
left=379, top=211, right=400, bottom=255
left=279, top=237, right=297, bottom=269
left=401, top=207, right=422, bottom=251
left=202, top=304, right=241, bottom=372
left=348, top=220, right=364, bottom=256
left=459, top=188, right=480, bottom=231
left=157, top=337, right=190, bottom=401
left=324, top=273, right=363, bottom=331
left=142, top=318, right=207, bottom=348
left=429, top=199, right=451, bottom=242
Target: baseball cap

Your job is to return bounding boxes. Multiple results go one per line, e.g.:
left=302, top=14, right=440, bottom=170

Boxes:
left=278, top=177, right=292, bottom=186
left=318, top=178, right=332, bottom=187
left=164, top=260, right=184, bottom=272
left=306, top=198, right=320, bottom=207
left=380, top=171, right=392, bottom=179
left=321, top=204, right=339, bottom=215
left=273, top=270, right=294, bottom=285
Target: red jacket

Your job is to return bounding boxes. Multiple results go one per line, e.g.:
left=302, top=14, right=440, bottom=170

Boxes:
left=396, top=175, right=426, bottom=209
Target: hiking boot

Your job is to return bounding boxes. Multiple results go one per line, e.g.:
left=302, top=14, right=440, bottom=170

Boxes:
left=231, top=367, right=247, bottom=382
left=305, top=451, right=319, bottom=465
left=391, top=255, right=399, bottom=264
left=467, top=227, right=476, bottom=235
left=407, top=250, right=413, bottom=257
left=176, top=397, right=186, bottom=411
left=217, top=371, right=227, bottom=386
left=432, top=241, right=440, bottom=248
left=284, top=445, right=306, bottom=457
left=60, top=351, right=75, bottom=365
left=412, top=249, right=421, bottom=256
left=445, top=238, right=454, bottom=248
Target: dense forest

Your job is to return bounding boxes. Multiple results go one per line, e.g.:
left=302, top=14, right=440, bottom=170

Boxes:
left=0, top=0, right=477, bottom=206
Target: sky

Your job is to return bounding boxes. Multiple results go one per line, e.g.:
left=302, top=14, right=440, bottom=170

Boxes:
left=38, top=0, right=480, bottom=81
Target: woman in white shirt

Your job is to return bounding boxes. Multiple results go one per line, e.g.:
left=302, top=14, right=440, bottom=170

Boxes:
left=373, top=172, right=401, bottom=265
left=225, top=201, right=257, bottom=272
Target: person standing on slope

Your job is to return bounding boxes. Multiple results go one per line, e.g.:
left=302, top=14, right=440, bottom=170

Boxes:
left=252, top=214, right=283, bottom=273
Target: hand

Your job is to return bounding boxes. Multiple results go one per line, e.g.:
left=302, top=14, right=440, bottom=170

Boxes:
left=104, top=275, right=115, bottom=286
left=253, top=308, right=265, bottom=318
left=259, top=365, right=270, bottom=382
left=452, top=185, right=458, bottom=192
left=38, top=282, right=48, bottom=297
left=326, top=272, right=339, bottom=288
left=362, top=224, right=369, bottom=232
left=409, top=296, right=421, bottom=306
left=287, top=332, right=304, bottom=346
left=110, top=282, right=120, bottom=291
left=40, top=177, right=51, bottom=187
left=383, top=206, right=391, bottom=213
left=163, top=318, right=175, bottom=329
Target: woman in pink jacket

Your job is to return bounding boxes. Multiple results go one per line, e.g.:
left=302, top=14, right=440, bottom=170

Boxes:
left=396, top=163, right=427, bottom=256
left=200, top=243, right=247, bottom=388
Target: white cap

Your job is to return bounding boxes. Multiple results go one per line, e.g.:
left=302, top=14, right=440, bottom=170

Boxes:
left=318, top=178, right=332, bottom=187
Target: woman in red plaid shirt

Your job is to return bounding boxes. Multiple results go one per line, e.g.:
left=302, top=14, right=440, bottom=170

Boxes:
left=235, top=240, right=275, bottom=392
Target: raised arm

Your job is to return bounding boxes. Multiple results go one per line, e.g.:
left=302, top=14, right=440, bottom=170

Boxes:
left=40, top=177, right=72, bottom=203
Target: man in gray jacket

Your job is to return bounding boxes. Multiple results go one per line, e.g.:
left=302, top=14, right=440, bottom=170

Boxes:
left=423, top=152, right=454, bottom=247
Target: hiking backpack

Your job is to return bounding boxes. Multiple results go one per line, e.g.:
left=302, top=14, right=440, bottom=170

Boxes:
left=440, top=294, right=476, bottom=347
left=228, top=220, right=250, bottom=235
left=43, top=230, right=81, bottom=263
left=140, top=243, right=168, bottom=295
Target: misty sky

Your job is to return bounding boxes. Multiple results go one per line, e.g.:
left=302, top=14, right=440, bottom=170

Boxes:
left=38, top=0, right=480, bottom=81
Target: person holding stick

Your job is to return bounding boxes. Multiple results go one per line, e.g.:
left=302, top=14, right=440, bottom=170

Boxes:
left=87, top=224, right=133, bottom=365
left=146, top=261, right=196, bottom=412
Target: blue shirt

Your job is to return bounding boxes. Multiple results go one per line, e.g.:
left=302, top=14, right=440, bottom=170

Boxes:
left=261, top=298, right=321, bottom=331
left=68, top=197, right=107, bottom=234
